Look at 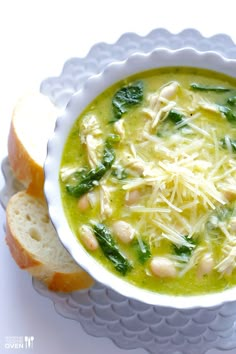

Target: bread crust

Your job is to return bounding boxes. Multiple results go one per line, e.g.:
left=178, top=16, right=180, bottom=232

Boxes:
left=8, top=121, right=44, bottom=198
left=5, top=191, right=94, bottom=292
left=48, top=271, right=94, bottom=292
left=7, top=92, right=59, bottom=198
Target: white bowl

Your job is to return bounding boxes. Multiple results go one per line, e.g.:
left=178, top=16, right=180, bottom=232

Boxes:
left=44, top=47, right=236, bottom=309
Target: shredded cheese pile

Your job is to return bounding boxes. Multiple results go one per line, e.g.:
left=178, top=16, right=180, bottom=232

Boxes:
left=111, top=82, right=236, bottom=275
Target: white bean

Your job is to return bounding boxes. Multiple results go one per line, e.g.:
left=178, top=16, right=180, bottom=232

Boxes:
left=112, top=221, right=135, bottom=244
left=77, top=194, right=90, bottom=212
left=197, top=253, right=214, bottom=278
left=79, top=225, right=98, bottom=251
left=150, top=257, right=177, bottom=278
left=125, top=189, right=140, bottom=206
left=223, top=189, right=236, bottom=202
left=131, top=161, right=145, bottom=175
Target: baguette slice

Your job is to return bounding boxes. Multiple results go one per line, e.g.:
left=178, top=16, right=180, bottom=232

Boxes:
left=8, top=92, right=59, bottom=198
left=6, top=191, right=94, bottom=292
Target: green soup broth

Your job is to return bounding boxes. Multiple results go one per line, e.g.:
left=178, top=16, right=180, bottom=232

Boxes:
left=60, top=67, right=236, bottom=296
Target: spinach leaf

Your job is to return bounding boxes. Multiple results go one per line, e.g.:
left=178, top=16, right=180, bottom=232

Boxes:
left=93, top=223, right=132, bottom=275
left=166, top=109, right=185, bottom=125
left=172, top=236, right=197, bottom=262
left=66, top=135, right=119, bottom=197
left=156, top=110, right=187, bottom=137
left=64, top=167, right=89, bottom=184
left=206, top=207, right=234, bottom=239
left=66, top=164, right=106, bottom=197
left=190, top=83, right=231, bottom=92
left=73, top=168, right=88, bottom=180
left=102, top=134, right=120, bottom=169
left=106, top=133, right=121, bottom=145
left=215, top=205, right=234, bottom=222
left=227, top=96, right=236, bottom=106
left=132, top=239, right=151, bottom=264
left=102, top=143, right=115, bottom=169
left=112, top=81, right=143, bottom=121
left=218, top=105, right=236, bottom=124
left=220, top=136, right=236, bottom=152
left=111, top=167, right=128, bottom=180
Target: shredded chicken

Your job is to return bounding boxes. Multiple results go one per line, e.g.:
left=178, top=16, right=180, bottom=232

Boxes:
left=121, top=153, right=148, bottom=176
left=100, top=184, right=112, bottom=219
left=143, top=81, right=179, bottom=129
left=114, top=119, right=125, bottom=139
left=80, top=115, right=103, bottom=168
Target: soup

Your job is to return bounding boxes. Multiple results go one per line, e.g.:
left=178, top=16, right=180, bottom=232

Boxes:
left=60, top=67, right=236, bottom=296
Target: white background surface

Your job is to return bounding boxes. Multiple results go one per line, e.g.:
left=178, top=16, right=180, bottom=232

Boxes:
left=1, top=1, right=236, bottom=353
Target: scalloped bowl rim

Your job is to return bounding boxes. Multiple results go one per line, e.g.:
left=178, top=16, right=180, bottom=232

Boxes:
left=44, top=47, right=236, bottom=309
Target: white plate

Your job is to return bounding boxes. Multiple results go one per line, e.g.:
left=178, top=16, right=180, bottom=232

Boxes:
left=3, top=28, right=236, bottom=354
